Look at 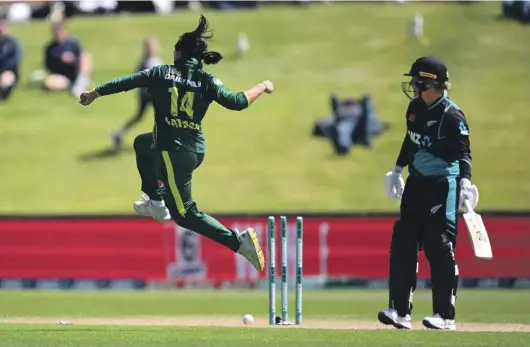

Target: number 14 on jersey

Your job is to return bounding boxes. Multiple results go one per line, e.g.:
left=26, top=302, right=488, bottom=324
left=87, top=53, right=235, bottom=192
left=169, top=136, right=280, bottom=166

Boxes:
left=168, top=86, right=195, bottom=119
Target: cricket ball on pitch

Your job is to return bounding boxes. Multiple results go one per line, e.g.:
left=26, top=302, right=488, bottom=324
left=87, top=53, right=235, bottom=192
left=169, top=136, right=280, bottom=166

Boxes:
left=242, top=314, right=254, bottom=325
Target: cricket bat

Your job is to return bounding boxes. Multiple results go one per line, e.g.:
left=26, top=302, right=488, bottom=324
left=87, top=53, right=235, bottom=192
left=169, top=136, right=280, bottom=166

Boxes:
left=463, top=201, right=493, bottom=260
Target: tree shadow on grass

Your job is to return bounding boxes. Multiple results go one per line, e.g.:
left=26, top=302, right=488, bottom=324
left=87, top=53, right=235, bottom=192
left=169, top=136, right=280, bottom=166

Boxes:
left=77, top=147, right=134, bottom=162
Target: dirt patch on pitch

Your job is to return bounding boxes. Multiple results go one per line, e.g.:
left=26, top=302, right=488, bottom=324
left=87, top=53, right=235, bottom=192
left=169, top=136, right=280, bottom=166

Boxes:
left=2, top=317, right=530, bottom=332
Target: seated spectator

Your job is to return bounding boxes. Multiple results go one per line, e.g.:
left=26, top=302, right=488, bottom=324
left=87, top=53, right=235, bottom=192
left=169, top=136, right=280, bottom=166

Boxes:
left=312, top=93, right=389, bottom=155
left=43, top=21, right=92, bottom=97
left=0, top=19, right=21, bottom=101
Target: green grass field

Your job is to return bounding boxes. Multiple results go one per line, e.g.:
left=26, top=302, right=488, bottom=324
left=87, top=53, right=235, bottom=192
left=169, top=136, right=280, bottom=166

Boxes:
left=2, top=2, right=530, bottom=214
left=2, top=326, right=529, bottom=347
left=1, top=290, right=529, bottom=346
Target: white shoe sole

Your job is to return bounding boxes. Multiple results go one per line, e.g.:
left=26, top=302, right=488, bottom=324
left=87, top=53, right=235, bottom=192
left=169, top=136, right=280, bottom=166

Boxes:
left=133, top=203, right=152, bottom=217
left=133, top=203, right=170, bottom=222
left=377, top=311, right=411, bottom=329
left=422, top=319, right=456, bottom=331
left=241, top=229, right=265, bottom=272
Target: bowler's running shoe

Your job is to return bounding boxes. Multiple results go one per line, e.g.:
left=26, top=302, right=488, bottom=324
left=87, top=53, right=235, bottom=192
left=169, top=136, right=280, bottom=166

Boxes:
left=422, top=314, right=456, bottom=331
left=237, top=228, right=265, bottom=272
left=133, top=194, right=171, bottom=222
left=378, top=309, right=412, bottom=329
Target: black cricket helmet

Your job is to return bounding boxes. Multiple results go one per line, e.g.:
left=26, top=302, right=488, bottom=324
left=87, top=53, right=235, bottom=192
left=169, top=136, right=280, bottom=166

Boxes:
left=402, top=56, right=449, bottom=100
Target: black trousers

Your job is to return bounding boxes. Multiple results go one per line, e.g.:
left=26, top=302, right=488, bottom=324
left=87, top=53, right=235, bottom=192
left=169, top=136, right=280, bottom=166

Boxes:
left=121, top=88, right=152, bottom=132
left=388, top=174, right=460, bottom=319
left=137, top=88, right=152, bottom=118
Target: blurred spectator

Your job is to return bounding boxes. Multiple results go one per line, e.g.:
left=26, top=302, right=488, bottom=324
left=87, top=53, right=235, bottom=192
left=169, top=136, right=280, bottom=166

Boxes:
left=77, top=1, right=118, bottom=15
left=152, top=0, right=176, bottom=14
left=31, top=1, right=77, bottom=21
left=116, top=1, right=156, bottom=13
left=0, top=19, right=21, bottom=101
left=312, top=94, right=389, bottom=156
left=502, top=1, right=530, bottom=22
left=42, top=21, right=92, bottom=98
left=2, top=2, right=32, bottom=23
left=111, top=36, right=164, bottom=148
left=0, top=1, right=67, bottom=23
left=202, top=1, right=258, bottom=10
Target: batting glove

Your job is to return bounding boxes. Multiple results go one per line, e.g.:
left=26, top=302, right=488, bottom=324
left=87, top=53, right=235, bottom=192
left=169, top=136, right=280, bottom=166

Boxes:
left=384, top=166, right=405, bottom=201
left=459, top=178, right=479, bottom=212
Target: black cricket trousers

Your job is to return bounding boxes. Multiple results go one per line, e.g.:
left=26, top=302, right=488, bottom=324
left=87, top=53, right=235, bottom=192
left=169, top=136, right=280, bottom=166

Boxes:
left=388, top=174, right=460, bottom=320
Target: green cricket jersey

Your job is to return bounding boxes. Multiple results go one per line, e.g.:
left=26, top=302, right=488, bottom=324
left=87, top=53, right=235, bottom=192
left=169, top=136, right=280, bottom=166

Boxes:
left=95, top=58, right=250, bottom=153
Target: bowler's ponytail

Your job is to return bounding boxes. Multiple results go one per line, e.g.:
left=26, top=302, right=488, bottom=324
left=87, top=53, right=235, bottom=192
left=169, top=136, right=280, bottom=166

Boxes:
left=202, top=51, right=223, bottom=65
left=174, top=15, right=224, bottom=66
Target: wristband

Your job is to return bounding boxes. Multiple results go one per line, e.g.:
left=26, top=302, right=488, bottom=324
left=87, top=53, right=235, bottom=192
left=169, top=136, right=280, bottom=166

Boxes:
left=393, top=165, right=403, bottom=174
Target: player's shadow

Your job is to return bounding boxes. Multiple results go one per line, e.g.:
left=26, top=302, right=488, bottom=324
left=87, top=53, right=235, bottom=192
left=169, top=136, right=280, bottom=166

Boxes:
left=77, top=146, right=134, bottom=162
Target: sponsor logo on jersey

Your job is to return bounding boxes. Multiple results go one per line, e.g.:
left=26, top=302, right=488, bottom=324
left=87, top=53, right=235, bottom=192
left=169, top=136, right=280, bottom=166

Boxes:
left=156, top=180, right=166, bottom=195
left=408, top=130, right=421, bottom=145
left=421, top=135, right=432, bottom=148
left=408, top=113, right=416, bottom=121
left=408, top=130, right=432, bottom=148
left=164, top=73, right=201, bottom=88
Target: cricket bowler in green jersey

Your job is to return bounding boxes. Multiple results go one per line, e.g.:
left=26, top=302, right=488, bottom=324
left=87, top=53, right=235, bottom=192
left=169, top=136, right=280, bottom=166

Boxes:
left=79, top=15, right=273, bottom=272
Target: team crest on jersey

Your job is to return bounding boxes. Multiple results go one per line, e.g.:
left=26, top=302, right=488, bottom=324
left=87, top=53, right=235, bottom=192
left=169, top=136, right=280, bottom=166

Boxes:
left=168, top=67, right=181, bottom=76
left=213, top=78, right=223, bottom=86
left=459, top=121, right=469, bottom=136
left=408, top=130, right=421, bottom=145
left=156, top=180, right=166, bottom=195
left=408, top=113, right=416, bottom=122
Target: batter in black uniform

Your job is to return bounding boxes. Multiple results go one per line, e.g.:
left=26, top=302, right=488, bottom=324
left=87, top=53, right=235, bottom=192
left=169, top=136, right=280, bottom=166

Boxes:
left=378, top=56, right=479, bottom=331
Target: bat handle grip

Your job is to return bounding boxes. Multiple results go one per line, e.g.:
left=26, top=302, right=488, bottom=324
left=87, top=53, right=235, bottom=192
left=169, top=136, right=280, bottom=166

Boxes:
left=464, top=200, right=473, bottom=213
